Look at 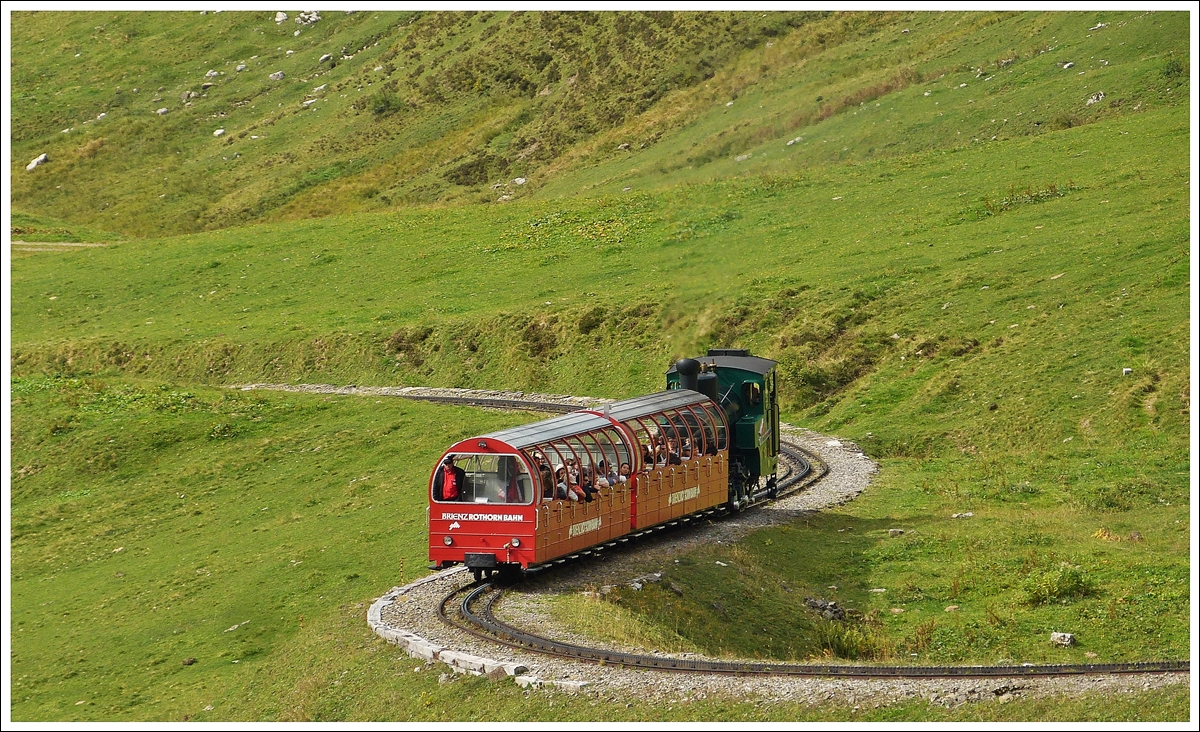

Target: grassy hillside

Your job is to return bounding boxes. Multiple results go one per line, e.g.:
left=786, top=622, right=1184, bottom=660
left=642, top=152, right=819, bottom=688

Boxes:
left=11, top=9, right=815, bottom=236
left=13, top=12, right=1186, bottom=237
left=8, top=9, right=1191, bottom=722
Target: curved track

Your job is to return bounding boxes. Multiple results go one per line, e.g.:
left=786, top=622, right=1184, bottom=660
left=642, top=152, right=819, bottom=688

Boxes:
left=351, top=390, right=1188, bottom=681
left=439, top=581, right=1187, bottom=679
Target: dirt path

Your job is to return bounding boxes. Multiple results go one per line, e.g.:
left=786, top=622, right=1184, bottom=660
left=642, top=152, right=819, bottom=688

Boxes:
left=12, top=240, right=111, bottom=253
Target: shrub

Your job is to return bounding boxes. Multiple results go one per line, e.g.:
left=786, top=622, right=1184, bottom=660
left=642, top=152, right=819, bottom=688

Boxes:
left=1022, top=562, right=1093, bottom=605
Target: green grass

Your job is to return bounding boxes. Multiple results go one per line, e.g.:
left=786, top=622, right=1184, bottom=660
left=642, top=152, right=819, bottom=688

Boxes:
left=7, top=377, right=1188, bottom=721
left=11, top=9, right=814, bottom=236
left=9, top=9, right=1190, bottom=722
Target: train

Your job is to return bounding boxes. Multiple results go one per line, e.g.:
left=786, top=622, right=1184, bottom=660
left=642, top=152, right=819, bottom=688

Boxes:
left=427, top=349, right=781, bottom=579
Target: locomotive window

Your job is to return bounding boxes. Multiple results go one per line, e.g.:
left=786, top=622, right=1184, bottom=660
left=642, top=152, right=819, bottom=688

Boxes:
left=433, top=454, right=532, bottom=505
left=743, top=381, right=762, bottom=408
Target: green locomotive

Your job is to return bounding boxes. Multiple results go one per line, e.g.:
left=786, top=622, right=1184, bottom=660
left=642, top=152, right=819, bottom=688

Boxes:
left=667, top=349, right=780, bottom=511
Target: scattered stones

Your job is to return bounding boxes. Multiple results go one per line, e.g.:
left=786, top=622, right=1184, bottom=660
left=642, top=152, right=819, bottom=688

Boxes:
left=269, top=71, right=285, bottom=81
left=25, top=153, right=48, bottom=171
left=944, top=605, right=959, bottom=612
left=617, top=142, right=631, bottom=151
left=296, top=10, right=321, bottom=24
left=205, top=69, right=219, bottom=78
left=182, top=657, right=197, bottom=666
left=804, top=597, right=846, bottom=621
left=320, top=53, right=333, bottom=63
left=1086, top=91, right=1106, bottom=106
left=236, top=64, right=246, bottom=72
left=275, top=11, right=288, bottom=23
left=888, top=528, right=905, bottom=537
left=180, top=91, right=198, bottom=102
left=513, top=177, right=527, bottom=185
left=951, top=512, right=974, bottom=519
left=1050, top=632, right=1075, bottom=647
left=156, top=107, right=169, bottom=115
left=213, top=129, right=225, bottom=137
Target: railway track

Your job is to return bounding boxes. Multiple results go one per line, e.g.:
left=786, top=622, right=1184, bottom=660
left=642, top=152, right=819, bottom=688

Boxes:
left=417, top=394, right=1187, bottom=680
left=439, top=580, right=1188, bottom=680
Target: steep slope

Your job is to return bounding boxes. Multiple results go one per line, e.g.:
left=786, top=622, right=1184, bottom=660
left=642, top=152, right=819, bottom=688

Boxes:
left=11, top=9, right=816, bottom=236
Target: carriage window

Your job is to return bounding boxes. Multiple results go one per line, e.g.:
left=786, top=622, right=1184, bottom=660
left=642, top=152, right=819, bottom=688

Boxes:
left=432, top=454, right=531, bottom=504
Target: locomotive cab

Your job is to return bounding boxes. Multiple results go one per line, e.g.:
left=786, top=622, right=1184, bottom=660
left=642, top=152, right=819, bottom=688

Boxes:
left=666, top=349, right=780, bottom=508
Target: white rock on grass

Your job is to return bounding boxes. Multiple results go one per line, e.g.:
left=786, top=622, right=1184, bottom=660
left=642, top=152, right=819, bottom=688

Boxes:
left=275, top=11, right=287, bottom=23
left=513, top=177, right=527, bottom=185
left=319, top=53, right=332, bottom=63
left=1050, top=632, right=1075, bottom=646
left=97, top=113, right=106, bottom=120
left=205, top=69, right=219, bottom=78
left=214, top=128, right=225, bottom=136
left=269, top=71, right=285, bottom=81
left=313, top=84, right=326, bottom=92
left=26, top=153, right=49, bottom=171
left=156, top=107, right=169, bottom=115
left=236, top=64, right=246, bottom=72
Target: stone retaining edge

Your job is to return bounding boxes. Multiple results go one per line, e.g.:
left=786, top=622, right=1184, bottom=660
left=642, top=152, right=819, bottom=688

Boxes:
left=367, top=568, right=585, bottom=691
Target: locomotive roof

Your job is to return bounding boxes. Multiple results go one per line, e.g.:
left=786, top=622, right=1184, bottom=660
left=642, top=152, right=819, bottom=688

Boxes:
left=665, top=354, right=777, bottom=376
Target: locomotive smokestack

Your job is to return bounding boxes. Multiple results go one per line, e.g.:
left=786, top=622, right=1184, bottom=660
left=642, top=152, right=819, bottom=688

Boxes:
left=675, top=358, right=701, bottom=392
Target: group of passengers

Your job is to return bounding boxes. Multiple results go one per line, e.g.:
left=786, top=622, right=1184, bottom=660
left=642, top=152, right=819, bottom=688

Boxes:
left=531, top=450, right=631, bottom=503
left=641, top=436, right=691, bottom=467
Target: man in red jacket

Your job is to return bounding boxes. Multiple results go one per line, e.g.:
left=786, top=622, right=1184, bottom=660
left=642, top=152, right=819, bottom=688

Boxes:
left=433, top=455, right=466, bottom=501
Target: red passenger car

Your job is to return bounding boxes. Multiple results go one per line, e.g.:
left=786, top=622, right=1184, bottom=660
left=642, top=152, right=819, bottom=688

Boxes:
left=428, top=390, right=730, bottom=578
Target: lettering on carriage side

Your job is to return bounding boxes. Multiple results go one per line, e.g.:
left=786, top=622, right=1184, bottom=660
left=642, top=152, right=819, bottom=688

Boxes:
left=569, top=517, right=602, bottom=538
left=669, top=486, right=701, bottom=505
left=440, top=512, right=524, bottom=522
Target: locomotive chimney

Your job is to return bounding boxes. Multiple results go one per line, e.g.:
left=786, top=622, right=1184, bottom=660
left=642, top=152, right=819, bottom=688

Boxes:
left=675, top=358, right=701, bottom=392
